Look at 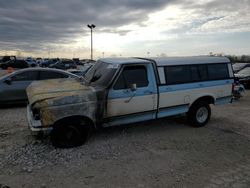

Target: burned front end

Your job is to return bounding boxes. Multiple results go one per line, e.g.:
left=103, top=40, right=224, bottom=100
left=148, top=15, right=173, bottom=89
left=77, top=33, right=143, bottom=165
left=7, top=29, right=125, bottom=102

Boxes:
left=26, top=78, right=98, bottom=134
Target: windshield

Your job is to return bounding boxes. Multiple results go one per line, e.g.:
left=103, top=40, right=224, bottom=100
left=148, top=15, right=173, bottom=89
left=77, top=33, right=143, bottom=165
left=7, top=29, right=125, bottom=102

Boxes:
left=237, top=67, right=250, bottom=76
left=83, top=60, right=119, bottom=87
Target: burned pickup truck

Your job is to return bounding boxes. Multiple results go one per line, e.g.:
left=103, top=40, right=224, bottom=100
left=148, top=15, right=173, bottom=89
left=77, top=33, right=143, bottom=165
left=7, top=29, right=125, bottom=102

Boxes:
left=27, top=57, right=234, bottom=148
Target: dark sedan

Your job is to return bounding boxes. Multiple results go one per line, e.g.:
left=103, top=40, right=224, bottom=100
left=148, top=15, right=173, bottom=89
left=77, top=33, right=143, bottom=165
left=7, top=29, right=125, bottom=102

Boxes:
left=0, top=68, right=79, bottom=104
left=0, top=59, right=29, bottom=69
left=235, top=67, right=250, bottom=89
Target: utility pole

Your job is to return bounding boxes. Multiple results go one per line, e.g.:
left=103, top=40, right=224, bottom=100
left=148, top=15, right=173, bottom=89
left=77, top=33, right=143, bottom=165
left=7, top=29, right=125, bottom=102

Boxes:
left=87, top=24, right=96, bottom=60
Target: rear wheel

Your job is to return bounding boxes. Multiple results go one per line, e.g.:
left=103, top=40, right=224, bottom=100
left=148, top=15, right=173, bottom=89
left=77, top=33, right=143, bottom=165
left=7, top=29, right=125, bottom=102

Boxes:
left=51, top=120, right=91, bottom=148
left=188, top=101, right=211, bottom=127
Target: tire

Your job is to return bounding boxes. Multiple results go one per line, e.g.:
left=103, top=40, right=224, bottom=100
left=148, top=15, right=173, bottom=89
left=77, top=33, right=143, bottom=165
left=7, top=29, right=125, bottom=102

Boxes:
left=187, top=101, right=211, bottom=127
left=50, top=120, right=91, bottom=148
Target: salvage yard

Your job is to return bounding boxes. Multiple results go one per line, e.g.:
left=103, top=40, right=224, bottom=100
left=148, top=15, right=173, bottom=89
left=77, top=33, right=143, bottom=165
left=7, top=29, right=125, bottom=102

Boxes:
left=0, top=91, right=250, bottom=188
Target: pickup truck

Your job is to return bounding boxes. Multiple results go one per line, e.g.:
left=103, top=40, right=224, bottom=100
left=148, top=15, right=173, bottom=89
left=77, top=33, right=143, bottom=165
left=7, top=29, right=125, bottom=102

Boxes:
left=26, top=56, right=234, bottom=148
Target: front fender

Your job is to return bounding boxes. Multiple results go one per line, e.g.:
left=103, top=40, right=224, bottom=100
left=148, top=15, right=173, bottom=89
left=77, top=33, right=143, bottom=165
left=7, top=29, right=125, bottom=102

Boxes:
left=40, top=101, right=97, bottom=127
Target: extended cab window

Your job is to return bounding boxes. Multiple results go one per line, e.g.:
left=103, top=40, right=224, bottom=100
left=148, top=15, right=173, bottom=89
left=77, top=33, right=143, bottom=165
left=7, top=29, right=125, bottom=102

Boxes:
left=189, top=65, right=208, bottom=82
left=207, top=64, right=229, bottom=80
left=164, top=63, right=228, bottom=85
left=165, top=66, right=191, bottom=85
left=114, top=65, right=148, bottom=90
left=164, top=64, right=209, bottom=85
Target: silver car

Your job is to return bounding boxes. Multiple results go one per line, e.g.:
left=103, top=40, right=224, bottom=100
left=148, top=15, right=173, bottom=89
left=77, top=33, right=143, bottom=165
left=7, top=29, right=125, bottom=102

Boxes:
left=0, top=68, right=79, bottom=104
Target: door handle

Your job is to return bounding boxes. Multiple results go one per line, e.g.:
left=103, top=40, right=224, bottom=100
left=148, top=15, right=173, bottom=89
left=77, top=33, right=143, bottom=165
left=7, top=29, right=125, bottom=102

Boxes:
left=199, top=84, right=203, bottom=87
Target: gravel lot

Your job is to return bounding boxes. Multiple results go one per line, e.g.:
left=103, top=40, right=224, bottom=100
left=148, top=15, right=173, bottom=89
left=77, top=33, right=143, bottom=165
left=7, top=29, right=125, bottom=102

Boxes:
left=0, top=91, right=250, bottom=188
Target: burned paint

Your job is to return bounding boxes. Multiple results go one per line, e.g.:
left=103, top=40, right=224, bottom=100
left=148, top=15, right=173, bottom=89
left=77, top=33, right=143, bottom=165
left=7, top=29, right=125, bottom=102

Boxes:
left=26, top=60, right=121, bottom=133
left=27, top=78, right=99, bottom=127
left=27, top=78, right=94, bottom=105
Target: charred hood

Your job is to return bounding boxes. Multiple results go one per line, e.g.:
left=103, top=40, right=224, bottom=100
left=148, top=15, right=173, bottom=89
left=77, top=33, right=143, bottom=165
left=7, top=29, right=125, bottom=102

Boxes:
left=26, top=78, right=96, bottom=106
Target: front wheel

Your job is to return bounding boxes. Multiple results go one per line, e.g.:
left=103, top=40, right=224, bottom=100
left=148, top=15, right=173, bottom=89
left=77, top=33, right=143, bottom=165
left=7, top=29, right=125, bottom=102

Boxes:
left=188, top=102, right=211, bottom=127
left=51, top=121, right=91, bottom=148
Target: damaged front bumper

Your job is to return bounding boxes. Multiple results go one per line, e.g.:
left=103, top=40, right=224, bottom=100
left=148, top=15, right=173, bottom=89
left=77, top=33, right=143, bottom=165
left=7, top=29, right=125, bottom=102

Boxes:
left=26, top=105, right=52, bottom=135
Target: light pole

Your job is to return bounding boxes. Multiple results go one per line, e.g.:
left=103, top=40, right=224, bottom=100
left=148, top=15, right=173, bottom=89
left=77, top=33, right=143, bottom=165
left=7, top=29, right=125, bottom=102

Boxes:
left=87, top=24, right=96, bottom=60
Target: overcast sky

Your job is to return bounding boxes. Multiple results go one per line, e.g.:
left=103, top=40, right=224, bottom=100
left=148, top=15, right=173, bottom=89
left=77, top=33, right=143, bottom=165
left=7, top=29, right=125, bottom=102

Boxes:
left=0, top=0, right=250, bottom=58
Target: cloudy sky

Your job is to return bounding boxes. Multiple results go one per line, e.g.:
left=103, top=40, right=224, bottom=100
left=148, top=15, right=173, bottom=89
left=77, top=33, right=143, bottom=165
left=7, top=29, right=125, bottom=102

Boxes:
left=0, top=0, right=250, bottom=59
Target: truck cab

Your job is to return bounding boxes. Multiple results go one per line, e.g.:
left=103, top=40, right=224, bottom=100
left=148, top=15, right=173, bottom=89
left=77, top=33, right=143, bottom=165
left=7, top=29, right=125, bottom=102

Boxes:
left=26, top=57, right=234, bottom=148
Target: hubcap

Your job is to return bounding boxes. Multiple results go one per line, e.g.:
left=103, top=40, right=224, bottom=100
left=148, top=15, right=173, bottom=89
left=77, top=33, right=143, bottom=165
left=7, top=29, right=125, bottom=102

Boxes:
left=62, top=126, right=79, bottom=143
left=196, top=107, right=208, bottom=123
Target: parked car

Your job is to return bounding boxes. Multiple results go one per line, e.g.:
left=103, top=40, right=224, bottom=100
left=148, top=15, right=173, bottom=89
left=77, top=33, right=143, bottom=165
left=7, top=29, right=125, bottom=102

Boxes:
left=49, top=59, right=77, bottom=70
left=80, top=62, right=94, bottom=74
left=40, top=58, right=59, bottom=67
left=234, top=67, right=250, bottom=89
left=27, top=56, right=234, bottom=148
left=72, top=58, right=84, bottom=65
left=68, top=63, right=94, bottom=76
left=82, top=59, right=96, bottom=64
left=36, top=58, right=43, bottom=65
left=0, top=68, right=79, bottom=104
left=232, top=63, right=250, bottom=73
left=0, top=56, right=16, bottom=63
left=0, top=59, right=29, bottom=69
left=26, top=57, right=37, bottom=67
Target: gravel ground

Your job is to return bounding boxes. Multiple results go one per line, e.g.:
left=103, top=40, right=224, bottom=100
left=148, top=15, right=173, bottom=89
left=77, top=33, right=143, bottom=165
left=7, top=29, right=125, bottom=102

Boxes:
left=0, top=91, right=250, bottom=188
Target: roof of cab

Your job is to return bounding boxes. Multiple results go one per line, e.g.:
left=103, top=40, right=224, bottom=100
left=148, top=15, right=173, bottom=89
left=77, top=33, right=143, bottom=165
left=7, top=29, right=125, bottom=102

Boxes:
left=99, top=57, right=150, bottom=65
left=99, top=56, right=230, bottom=66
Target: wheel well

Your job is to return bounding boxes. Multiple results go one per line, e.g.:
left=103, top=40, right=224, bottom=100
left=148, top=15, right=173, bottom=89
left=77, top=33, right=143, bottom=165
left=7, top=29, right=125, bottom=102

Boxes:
left=191, top=96, right=215, bottom=107
left=53, top=116, right=95, bottom=129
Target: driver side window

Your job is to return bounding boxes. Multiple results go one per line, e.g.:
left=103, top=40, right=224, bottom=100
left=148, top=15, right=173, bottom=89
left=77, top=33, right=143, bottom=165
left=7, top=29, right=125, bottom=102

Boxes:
left=113, top=65, right=148, bottom=90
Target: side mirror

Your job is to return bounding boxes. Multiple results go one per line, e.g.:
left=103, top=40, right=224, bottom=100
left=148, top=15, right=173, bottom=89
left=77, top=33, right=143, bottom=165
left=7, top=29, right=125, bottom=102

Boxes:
left=4, top=79, right=12, bottom=85
left=129, top=83, right=137, bottom=92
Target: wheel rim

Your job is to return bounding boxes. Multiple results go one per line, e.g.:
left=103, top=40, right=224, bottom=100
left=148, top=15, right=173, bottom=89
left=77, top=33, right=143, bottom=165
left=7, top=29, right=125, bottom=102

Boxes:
left=196, top=107, right=208, bottom=123
left=59, top=126, right=81, bottom=145
left=65, top=126, right=78, bottom=141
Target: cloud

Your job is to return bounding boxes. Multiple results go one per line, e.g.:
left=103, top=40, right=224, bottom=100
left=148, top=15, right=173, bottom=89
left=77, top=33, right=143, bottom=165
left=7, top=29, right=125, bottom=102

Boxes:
left=0, top=0, right=249, bottom=56
left=0, top=0, right=178, bottom=52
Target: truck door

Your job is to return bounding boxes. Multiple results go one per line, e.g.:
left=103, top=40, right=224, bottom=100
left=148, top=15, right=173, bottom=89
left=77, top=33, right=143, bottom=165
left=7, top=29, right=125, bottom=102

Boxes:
left=104, top=63, right=158, bottom=127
